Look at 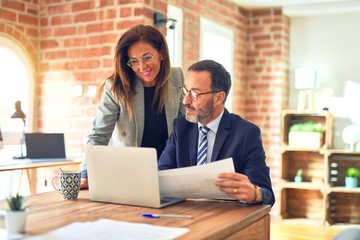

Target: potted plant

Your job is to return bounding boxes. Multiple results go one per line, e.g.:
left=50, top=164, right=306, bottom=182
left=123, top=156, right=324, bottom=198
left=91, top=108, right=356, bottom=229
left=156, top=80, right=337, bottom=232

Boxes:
left=5, top=193, right=27, bottom=233
left=345, top=167, right=359, bottom=188
left=294, top=168, right=303, bottom=183
left=288, top=121, right=324, bottom=148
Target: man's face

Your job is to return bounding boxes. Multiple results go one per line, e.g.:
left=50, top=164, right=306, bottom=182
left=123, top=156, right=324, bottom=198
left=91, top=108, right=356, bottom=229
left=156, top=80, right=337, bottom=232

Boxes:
left=182, top=70, right=216, bottom=125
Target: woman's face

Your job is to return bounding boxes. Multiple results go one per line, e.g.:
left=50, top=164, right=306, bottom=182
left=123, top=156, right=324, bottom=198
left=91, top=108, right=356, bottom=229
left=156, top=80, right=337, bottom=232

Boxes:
left=127, top=41, right=162, bottom=87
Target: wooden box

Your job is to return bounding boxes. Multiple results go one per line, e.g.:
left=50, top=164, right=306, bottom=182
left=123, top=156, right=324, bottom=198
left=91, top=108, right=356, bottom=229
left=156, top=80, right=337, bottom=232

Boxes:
left=281, top=188, right=324, bottom=221
left=288, top=132, right=324, bottom=148
left=328, top=153, right=360, bottom=187
left=328, top=192, right=360, bottom=224
left=281, top=110, right=333, bottom=148
left=282, top=151, right=324, bottom=182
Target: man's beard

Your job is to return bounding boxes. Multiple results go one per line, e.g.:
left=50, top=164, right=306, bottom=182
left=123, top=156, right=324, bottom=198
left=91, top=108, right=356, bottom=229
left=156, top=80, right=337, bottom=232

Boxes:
left=184, top=100, right=214, bottom=124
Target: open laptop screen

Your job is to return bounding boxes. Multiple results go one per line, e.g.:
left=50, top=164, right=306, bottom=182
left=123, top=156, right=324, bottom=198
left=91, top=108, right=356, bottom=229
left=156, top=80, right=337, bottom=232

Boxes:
left=25, top=133, right=66, bottom=159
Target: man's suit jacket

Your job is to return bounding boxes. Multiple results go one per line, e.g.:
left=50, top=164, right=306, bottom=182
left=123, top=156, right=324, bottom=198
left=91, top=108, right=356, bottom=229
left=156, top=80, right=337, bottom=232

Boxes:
left=158, top=109, right=275, bottom=206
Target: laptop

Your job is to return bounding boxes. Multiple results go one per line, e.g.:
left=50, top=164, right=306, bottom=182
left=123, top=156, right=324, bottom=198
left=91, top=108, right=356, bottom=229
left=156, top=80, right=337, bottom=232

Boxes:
left=86, top=145, right=185, bottom=208
left=25, top=133, right=69, bottom=161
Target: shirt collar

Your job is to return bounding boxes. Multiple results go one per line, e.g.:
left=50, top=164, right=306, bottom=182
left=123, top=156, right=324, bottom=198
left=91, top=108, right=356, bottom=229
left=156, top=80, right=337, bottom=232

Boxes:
left=198, top=110, right=224, bottom=134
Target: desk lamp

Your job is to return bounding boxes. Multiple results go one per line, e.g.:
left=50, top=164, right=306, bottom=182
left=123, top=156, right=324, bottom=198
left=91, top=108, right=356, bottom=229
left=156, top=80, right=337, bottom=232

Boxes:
left=11, top=100, right=26, bottom=159
left=295, top=68, right=316, bottom=113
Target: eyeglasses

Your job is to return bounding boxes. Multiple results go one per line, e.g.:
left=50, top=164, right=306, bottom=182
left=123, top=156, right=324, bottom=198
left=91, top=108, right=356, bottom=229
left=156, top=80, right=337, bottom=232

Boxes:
left=127, top=51, right=157, bottom=68
left=181, top=86, right=220, bottom=101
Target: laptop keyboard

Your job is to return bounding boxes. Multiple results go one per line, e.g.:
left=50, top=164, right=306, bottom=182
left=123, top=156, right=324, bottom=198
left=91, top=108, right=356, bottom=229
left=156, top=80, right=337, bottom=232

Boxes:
left=160, top=199, right=172, bottom=204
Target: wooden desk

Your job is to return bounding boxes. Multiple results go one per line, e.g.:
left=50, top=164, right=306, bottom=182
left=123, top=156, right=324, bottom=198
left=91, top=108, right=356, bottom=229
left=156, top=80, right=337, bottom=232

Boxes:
left=0, top=160, right=82, bottom=172
left=0, top=191, right=271, bottom=240
left=0, top=160, right=82, bottom=194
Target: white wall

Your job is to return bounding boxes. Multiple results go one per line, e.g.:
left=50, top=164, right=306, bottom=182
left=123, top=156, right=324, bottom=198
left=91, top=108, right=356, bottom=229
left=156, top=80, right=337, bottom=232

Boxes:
left=289, top=13, right=360, bottom=149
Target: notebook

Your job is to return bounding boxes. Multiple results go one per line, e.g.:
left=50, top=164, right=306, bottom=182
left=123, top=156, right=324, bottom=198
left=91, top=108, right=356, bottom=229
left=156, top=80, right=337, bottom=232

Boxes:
left=86, top=145, right=186, bottom=208
left=25, top=133, right=69, bottom=161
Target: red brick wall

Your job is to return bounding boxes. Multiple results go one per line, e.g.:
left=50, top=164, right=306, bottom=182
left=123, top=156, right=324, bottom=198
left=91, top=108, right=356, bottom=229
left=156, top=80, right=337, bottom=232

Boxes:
left=0, top=0, right=289, bottom=218
left=244, top=9, right=290, bottom=217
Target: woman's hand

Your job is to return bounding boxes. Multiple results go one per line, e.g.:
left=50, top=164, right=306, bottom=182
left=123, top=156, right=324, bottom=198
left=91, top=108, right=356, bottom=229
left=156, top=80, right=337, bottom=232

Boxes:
left=80, top=178, right=89, bottom=190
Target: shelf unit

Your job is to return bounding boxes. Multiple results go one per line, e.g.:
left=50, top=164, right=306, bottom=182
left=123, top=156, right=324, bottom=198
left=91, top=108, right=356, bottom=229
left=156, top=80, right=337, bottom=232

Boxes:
left=326, top=150, right=360, bottom=225
left=280, top=110, right=360, bottom=225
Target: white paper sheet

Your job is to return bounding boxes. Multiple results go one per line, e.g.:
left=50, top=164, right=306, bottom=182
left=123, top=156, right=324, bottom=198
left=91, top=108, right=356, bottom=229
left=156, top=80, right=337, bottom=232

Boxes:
left=159, top=158, right=235, bottom=199
left=26, top=219, right=189, bottom=240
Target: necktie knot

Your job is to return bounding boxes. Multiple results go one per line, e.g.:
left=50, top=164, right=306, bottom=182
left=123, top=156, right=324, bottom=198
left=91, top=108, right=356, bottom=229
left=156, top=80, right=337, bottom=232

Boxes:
left=200, top=126, right=209, bottom=135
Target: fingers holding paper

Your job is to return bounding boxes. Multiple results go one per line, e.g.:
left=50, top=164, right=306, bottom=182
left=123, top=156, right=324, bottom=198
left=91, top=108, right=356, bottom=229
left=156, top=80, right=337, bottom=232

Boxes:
left=215, top=172, right=256, bottom=203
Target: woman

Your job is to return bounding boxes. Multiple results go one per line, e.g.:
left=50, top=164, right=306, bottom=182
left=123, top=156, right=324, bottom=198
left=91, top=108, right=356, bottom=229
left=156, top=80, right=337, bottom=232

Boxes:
left=80, top=25, right=184, bottom=189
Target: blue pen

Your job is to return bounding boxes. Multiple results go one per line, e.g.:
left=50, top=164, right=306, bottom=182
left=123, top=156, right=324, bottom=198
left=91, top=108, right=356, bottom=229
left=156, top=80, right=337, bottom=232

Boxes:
left=142, top=213, right=192, bottom=219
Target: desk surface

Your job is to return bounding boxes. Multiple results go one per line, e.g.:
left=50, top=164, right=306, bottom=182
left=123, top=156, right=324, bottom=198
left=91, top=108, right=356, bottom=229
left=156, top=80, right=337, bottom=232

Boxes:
left=0, top=191, right=271, bottom=240
left=0, top=159, right=82, bottom=172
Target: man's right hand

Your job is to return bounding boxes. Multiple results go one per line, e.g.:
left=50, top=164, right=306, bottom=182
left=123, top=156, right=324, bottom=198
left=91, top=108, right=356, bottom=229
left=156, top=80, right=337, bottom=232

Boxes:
left=80, top=178, right=88, bottom=189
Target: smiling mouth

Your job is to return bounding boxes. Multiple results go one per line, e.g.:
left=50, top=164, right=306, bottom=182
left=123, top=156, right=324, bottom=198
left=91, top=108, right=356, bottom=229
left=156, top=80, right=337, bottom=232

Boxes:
left=141, top=69, right=151, bottom=76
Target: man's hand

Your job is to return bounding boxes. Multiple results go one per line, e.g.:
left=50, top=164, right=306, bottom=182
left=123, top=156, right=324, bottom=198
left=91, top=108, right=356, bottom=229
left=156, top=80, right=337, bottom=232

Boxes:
left=80, top=178, right=89, bottom=190
left=215, top=172, right=256, bottom=203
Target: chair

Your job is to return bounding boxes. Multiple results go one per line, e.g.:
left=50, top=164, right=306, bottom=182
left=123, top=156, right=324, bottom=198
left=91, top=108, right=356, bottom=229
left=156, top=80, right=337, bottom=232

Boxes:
left=333, top=228, right=360, bottom=240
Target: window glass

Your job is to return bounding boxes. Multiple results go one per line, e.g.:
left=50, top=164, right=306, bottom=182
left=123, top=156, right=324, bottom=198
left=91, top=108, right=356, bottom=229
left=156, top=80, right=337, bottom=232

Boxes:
left=200, top=18, right=234, bottom=112
left=0, top=37, right=33, bottom=140
left=167, top=5, right=183, bottom=67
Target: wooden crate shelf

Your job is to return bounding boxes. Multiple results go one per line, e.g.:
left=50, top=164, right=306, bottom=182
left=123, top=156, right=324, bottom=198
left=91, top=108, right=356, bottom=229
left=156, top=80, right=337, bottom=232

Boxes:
left=281, top=188, right=325, bottom=221
left=281, top=110, right=333, bottom=148
left=282, top=151, right=324, bottom=183
left=280, top=111, right=360, bottom=225
left=327, top=192, right=360, bottom=224
left=328, top=152, right=360, bottom=187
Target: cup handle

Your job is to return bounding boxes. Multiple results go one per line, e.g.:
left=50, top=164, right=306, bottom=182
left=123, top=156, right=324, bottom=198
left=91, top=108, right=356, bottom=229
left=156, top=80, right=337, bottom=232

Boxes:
left=51, top=176, right=62, bottom=195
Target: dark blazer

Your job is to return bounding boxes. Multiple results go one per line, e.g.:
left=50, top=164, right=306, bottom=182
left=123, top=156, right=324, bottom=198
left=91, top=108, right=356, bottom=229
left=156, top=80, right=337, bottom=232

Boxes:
left=158, top=109, right=275, bottom=206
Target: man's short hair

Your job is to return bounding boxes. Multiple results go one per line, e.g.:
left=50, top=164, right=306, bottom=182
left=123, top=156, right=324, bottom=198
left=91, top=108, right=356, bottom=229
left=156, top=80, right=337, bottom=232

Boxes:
left=187, top=59, right=231, bottom=102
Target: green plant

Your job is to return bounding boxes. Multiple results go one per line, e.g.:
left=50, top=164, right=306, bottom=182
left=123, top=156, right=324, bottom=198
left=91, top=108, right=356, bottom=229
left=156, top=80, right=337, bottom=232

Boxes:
left=296, top=168, right=303, bottom=177
left=289, top=121, right=323, bottom=132
left=6, top=193, right=25, bottom=211
left=346, top=167, right=360, bottom=178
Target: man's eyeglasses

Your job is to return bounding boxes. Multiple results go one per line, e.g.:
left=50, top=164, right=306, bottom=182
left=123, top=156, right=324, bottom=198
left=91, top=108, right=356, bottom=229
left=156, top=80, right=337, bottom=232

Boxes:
left=127, top=52, right=157, bottom=68
left=181, top=86, right=220, bottom=101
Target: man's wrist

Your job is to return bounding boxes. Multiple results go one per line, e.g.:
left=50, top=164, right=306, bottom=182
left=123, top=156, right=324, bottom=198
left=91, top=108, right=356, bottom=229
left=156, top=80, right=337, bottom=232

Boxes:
left=253, top=184, right=263, bottom=202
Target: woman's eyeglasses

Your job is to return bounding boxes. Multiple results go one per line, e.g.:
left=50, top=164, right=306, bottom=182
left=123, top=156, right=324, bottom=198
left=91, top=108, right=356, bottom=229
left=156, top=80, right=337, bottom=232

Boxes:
left=180, top=86, right=220, bottom=101
left=127, top=52, right=157, bottom=68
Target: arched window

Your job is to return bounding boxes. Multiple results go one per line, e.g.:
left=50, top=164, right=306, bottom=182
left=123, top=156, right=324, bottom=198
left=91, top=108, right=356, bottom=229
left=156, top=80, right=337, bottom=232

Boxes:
left=0, top=36, right=35, bottom=198
left=0, top=36, right=34, bottom=144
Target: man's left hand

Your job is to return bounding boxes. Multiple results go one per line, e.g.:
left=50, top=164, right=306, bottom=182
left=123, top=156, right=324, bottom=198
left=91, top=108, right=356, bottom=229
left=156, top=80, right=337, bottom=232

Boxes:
left=215, top=172, right=256, bottom=202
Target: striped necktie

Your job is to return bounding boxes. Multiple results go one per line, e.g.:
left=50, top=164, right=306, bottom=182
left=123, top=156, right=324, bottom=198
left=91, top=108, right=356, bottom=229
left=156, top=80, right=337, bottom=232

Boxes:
left=197, top=126, right=210, bottom=165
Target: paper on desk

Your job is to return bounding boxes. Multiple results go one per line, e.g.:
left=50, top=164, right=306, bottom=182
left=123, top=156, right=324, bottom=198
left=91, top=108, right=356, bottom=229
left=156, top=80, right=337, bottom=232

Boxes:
left=26, top=219, right=189, bottom=240
left=159, top=158, right=235, bottom=199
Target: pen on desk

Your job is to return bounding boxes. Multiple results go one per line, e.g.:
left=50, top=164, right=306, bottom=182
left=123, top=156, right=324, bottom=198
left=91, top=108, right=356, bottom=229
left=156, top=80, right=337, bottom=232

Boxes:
left=142, top=213, right=192, bottom=219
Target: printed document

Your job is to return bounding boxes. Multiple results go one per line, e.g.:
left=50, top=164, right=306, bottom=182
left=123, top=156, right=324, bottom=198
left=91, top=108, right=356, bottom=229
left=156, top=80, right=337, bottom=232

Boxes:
left=26, top=219, right=189, bottom=240
left=159, top=158, right=235, bottom=199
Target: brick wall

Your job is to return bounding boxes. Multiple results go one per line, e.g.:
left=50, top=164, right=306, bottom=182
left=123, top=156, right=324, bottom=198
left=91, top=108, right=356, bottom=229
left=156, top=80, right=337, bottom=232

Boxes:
left=0, top=0, right=289, bottom=218
left=244, top=9, right=290, bottom=217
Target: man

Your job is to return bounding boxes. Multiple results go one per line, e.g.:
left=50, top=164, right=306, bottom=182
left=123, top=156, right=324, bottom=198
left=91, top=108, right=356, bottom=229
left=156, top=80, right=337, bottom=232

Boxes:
left=158, top=59, right=275, bottom=206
